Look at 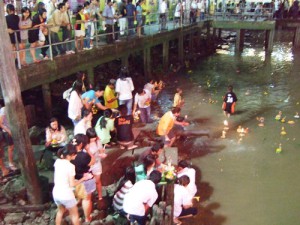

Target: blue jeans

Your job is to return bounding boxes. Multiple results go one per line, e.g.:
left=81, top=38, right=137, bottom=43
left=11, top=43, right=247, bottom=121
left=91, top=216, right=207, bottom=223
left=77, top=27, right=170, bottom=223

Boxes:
left=62, top=26, right=73, bottom=51
left=129, top=214, right=146, bottom=225
left=84, top=24, right=91, bottom=48
left=139, top=107, right=151, bottom=123
left=119, top=98, right=133, bottom=115
left=127, top=18, right=135, bottom=36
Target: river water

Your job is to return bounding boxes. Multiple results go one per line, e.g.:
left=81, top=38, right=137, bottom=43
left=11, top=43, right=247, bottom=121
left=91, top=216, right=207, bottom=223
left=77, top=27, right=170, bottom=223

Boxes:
left=176, top=32, right=300, bottom=225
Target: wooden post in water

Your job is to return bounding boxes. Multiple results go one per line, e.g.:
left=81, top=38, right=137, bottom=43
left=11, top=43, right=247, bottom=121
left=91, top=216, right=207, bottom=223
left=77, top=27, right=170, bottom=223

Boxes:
left=163, top=41, right=169, bottom=72
left=42, top=84, right=52, bottom=118
left=265, top=29, right=275, bottom=54
left=121, top=53, right=129, bottom=68
left=235, top=29, right=245, bottom=52
left=0, top=1, right=42, bottom=204
left=294, top=27, right=300, bottom=48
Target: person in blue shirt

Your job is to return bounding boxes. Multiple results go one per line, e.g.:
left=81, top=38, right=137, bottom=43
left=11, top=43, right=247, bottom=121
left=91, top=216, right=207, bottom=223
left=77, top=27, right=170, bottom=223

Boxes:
left=126, top=0, right=136, bottom=36
left=81, top=86, right=107, bottom=112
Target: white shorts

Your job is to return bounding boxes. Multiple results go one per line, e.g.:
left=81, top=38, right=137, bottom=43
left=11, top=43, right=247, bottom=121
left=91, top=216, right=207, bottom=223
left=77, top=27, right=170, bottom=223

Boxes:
left=75, top=30, right=85, bottom=37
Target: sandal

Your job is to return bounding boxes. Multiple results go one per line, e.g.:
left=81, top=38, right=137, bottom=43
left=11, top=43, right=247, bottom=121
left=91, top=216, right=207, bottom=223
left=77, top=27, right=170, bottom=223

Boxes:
left=173, top=218, right=182, bottom=225
left=34, top=59, right=41, bottom=63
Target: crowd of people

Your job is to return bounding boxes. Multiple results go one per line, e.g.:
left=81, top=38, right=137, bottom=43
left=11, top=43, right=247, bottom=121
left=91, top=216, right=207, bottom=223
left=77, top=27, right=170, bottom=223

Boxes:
left=219, top=0, right=299, bottom=19
left=0, top=61, right=206, bottom=224
left=4, top=0, right=208, bottom=67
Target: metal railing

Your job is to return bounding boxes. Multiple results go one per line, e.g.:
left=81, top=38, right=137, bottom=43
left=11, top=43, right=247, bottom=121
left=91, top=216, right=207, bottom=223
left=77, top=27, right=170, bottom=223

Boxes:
left=11, top=7, right=275, bottom=69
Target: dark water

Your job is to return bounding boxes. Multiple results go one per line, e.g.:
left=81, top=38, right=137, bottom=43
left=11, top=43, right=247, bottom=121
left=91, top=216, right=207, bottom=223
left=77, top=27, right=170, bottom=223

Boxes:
left=178, top=35, right=300, bottom=225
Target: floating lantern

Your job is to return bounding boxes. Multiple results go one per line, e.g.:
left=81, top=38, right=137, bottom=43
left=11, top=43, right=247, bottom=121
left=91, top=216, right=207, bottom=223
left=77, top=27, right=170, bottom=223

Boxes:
left=287, top=120, right=295, bottom=125
left=221, top=130, right=226, bottom=139
left=276, top=143, right=282, bottom=153
left=257, top=117, right=265, bottom=127
left=237, top=125, right=243, bottom=133
left=275, top=111, right=282, bottom=121
left=280, top=127, right=287, bottom=136
left=294, top=112, right=299, bottom=119
left=239, top=128, right=245, bottom=137
left=134, top=110, right=141, bottom=122
left=281, top=117, right=286, bottom=123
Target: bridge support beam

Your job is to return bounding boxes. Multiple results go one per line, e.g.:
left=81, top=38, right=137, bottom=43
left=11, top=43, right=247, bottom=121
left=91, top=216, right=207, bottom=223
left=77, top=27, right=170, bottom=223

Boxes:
left=294, top=27, right=300, bottom=48
left=144, top=47, right=151, bottom=77
left=178, top=34, right=184, bottom=63
left=265, top=29, right=275, bottom=53
left=87, top=67, right=95, bottom=86
left=163, top=41, right=169, bottom=71
left=121, top=54, right=129, bottom=68
left=235, top=29, right=245, bottom=52
left=42, top=84, right=52, bottom=118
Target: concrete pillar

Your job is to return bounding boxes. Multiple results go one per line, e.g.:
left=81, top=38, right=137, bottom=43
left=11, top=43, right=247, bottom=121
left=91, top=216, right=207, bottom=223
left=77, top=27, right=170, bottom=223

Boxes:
left=189, top=33, right=194, bottom=52
left=218, top=28, right=222, bottom=39
left=121, top=54, right=129, bottom=68
left=265, top=29, right=275, bottom=54
left=178, top=34, right=184, bottom=63
left=213, top=28, right=216, bottom=37
left=143, top=47, right=151, bottom=77
left=294, top=27, right=300, bottom=48
left=42, top=84, right=52, bottom=118
left=163, top=41, right=169, bottom=71
left=235, top=29, right=245, bottom=52
left=206, top=22, right=211, bottom=37
left=87, top=67, right=95, bottom=86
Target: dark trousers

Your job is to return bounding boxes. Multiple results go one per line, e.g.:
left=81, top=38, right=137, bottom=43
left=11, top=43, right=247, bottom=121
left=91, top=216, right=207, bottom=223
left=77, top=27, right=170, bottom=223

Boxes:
left=50, top=32, right=65, bottom=56
left=129, top=214, right=146, bottom=225
left=105, top=24, right=114, bottom=44
left=61, top=26, right=73, bottom=51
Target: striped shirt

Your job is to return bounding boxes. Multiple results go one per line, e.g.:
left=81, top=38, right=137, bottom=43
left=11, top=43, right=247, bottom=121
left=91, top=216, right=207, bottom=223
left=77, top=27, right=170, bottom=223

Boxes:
left=113, top=180, right=133, bottom=211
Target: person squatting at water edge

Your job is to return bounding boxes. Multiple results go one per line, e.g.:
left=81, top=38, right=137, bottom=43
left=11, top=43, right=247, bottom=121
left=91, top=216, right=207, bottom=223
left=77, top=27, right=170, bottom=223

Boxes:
left=222, top=85, right=238, bottom=118
left=173, top=175, right=198, bottom=225
left=157, top=107, right=210, bottom=147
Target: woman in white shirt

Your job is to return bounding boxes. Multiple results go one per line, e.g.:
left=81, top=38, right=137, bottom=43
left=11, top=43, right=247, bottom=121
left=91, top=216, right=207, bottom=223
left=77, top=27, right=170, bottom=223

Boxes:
left=53, top=144, right=91, bottom=225
left=115, top=67, right=134, bottom=115
left=68, top=81, right=83, bottom=126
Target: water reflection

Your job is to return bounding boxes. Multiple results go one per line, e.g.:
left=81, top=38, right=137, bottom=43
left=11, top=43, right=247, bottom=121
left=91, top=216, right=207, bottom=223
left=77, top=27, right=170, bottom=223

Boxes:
left=186, top=42, right=300, bottom=225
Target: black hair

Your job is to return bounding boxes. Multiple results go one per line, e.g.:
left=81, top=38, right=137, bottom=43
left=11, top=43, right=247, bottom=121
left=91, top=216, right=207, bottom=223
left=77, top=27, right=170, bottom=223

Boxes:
left=149, top=170, right=162, bottom=184
left=6, top=4, right=15, bottom=12
left=38, top=8, right=47, bottom=16
left=118, top=104, right=128, bottom=116
left=49, top=117, right=62, bottom=132
left=37, top=2, right=45, bottom=11
left=63, top=0, right=69, bottom=4
left=114, top=166, right=136, bottom=194
left=57, top=2, right=65, bottom=10
left=143, top=154, right=156, bottom=174
left=228, top=85, right=233, bottom=92
left=21, top=7, right=31, bottom=20
left=71, top=133, right=89, bottom=148
left=57, top=144, right=77, bottom=158
left=171, top=107, right=181, bottom=114
left=95, top=85, right=105, bottom=92
left=86, top=127, right=97, bottom=139
left=151, top=142, right=163, bottom=153
left=177, top=175, right=190, bottom=186
left=99, top=108, right=113, bottom=129
left=73, top=81, right=83, bottom=95
left=107, top=0, right=112, bottom=3
left=77, top=5, right=84, bottom=12
left=178, top=160, right=189, bottom=168
left=136, top=87, right=144, bottom=95
left=84, top=1, right=90, bottom=7
left=82, top=109, right=92, bottom=118
left=119, top=66, right=129, bottom=79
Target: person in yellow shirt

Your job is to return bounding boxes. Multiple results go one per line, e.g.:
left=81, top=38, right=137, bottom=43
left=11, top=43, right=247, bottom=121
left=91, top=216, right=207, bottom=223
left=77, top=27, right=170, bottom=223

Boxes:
left=104, top=79, right=118, bottom=110
left=157, top=107, right=189, bottom=147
